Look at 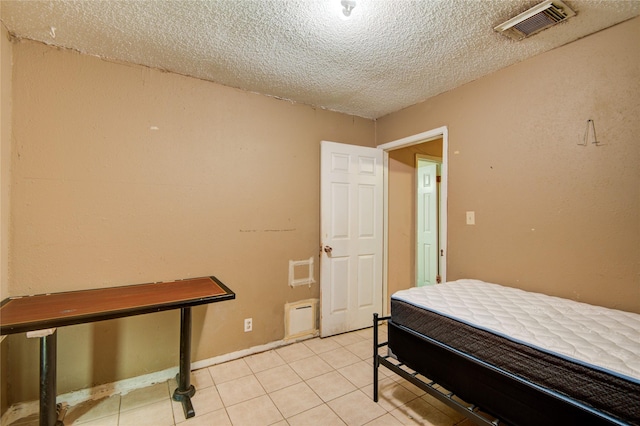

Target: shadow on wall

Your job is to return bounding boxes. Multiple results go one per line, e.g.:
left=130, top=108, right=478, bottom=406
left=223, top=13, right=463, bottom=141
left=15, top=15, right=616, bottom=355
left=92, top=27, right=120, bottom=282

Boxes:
left=91, top=321, right=119, bottom=387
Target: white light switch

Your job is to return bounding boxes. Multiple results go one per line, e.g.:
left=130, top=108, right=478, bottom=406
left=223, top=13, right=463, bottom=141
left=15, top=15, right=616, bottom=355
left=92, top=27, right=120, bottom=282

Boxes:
left=466, top=211, right=475, bottom=225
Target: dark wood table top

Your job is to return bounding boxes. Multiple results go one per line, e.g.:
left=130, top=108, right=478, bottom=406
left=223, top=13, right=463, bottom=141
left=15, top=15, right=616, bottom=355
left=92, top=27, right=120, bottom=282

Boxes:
left=0, top=276, right=235, bottom=335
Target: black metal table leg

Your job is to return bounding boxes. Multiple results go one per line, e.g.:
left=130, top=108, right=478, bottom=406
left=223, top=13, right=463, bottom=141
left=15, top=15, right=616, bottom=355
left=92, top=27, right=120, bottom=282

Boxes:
left=172, top=307, right=196, bottom=419
left=39, top=330, right=63, bottom=426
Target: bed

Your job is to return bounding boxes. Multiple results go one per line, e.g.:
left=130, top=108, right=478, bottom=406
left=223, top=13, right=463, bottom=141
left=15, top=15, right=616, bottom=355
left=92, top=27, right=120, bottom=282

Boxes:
left=372, top=279, right=640, bottom=426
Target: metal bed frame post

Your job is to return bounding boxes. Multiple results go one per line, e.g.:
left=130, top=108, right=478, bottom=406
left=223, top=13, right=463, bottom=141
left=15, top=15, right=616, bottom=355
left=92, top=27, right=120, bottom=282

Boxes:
left=373, top=313, right=378, bottom=402
left=372, top=313, right=390, bottom=403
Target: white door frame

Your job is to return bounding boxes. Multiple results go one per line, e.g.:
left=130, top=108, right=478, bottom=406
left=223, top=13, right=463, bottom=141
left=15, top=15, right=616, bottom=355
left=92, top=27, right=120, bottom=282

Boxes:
left=378, top=126, right=448, bottom=315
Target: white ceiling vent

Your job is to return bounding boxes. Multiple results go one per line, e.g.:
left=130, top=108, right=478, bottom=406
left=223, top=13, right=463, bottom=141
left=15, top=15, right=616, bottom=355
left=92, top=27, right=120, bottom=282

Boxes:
left=495, top=0, right=576, bottom=40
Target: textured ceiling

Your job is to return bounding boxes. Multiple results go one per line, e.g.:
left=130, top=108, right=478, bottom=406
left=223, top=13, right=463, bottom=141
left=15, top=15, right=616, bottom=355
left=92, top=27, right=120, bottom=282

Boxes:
left=1, top=0, right=638, bottom=119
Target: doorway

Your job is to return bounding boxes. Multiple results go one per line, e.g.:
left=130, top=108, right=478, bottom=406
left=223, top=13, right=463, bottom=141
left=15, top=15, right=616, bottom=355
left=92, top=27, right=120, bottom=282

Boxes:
left=378, top=127, right=448, bottom=314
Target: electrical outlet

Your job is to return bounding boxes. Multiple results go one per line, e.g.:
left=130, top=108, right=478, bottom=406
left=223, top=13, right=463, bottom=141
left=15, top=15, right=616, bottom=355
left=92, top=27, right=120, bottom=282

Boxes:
left=244, top=318, right=252, bottom=332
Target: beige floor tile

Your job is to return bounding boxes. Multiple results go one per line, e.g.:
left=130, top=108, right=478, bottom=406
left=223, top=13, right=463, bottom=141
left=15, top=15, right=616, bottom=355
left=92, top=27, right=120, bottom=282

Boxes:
left=216, top=375, right=265, bottom=407
left=71, top=413, right=119, bottom=426
left=208, top=358, right=253, bottom=384
left=287, top=404, right=347, bottom=426
left=120, top=382, right=171, bottom=412
left=64, top=394, right=121, bottom=424
left=389, top=398, right=455, bottom=426
left=189, top=368, right=214, bottom=390
left=255, top=364, right=302, bottom=393
left=118, top=399, right=174, bottom=426
left=269, top=382, right=324, bottom=419
left=330, top=332, right=366, bottom=347
left=318, top=347, right=361, bottom=369
left=226, top=395, right=283, bottom=426
left=345, top=340, right=375, bottom=360
left=420, top=394, right=467, bottom=423
left=364, top=413, right=405, bottom=426
left=369, top=329, right=388, bottom=344
left=303, top=337, right=342, bottom=354
left=306, top=371, right=357, bottom=402
left=171, top=384, right=224, bottom=423
left=289, top=354, right=334, bottom=380
left=275, top=341, right=315, bottom=363
left=361, top=377, right=419, bottom=412
left=353, top=326, right=376, bottom=340
left=176, top=408, right=231, bottom=426
left=394, top=377, right=427, bottom=397
left=375, top=361, right=396, bottom=378
left=366, top=373, right=397, bottom=393
left=372, top=348, right=390, bottom=364
left=328, top=390, right=386, bottom=426
left=338, top=360, right=374, bottom=388
left=245, top=350, right=286, bottom=373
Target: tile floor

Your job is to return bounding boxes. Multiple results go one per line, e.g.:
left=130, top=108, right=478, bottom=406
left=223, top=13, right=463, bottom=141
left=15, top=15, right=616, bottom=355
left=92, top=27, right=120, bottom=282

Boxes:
left=6, top=324, right=481, bottom=426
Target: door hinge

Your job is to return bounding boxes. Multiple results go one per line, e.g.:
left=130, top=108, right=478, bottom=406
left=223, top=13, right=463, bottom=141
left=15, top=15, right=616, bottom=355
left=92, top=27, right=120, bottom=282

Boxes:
left=436, top=275, right=442, bottom=283
left=436, top=175, right=441, bottom=183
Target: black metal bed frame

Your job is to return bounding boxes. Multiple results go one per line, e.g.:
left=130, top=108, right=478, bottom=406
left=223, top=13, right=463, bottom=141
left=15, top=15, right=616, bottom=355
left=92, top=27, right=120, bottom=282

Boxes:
left=373, top=313, right=501, bottom=426
left=372, top=313, right=631, bottom=426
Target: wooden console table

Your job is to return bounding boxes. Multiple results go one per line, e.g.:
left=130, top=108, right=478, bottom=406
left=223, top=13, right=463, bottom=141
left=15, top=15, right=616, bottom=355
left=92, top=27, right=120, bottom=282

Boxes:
left=0, top=276, right=235, bottom=426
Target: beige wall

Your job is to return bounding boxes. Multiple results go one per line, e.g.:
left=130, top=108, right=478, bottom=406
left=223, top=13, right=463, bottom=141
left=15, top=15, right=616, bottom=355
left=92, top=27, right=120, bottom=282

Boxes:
left=387, top=140, right=442, bottom=310
left=378, top=17, right=640, bottom=313
left=3, top=39, right=374, bottom=403
left=0, top=19, right=11, bottom=302
left=1, top=22, right=13, bottom=415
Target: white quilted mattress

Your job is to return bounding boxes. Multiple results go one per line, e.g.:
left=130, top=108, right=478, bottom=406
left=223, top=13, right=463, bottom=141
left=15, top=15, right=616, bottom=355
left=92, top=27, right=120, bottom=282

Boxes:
left=392, top=279, right=640, bottom=382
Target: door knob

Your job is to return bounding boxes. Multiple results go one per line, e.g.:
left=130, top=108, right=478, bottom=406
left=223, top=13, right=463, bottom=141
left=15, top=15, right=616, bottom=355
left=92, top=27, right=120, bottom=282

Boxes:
left=324, top=246, right=333, bottom=254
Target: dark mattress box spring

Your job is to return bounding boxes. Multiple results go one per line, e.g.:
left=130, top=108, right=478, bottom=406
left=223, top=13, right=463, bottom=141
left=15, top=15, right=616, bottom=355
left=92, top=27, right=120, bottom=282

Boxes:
left=390, top=297, right=640, bottom=424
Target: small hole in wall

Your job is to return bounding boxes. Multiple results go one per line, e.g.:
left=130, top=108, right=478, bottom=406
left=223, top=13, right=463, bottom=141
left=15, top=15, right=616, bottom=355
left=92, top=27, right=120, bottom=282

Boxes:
left=289, top=257, right=315, bottom=287
left=294, top=263, right=310, bottom=280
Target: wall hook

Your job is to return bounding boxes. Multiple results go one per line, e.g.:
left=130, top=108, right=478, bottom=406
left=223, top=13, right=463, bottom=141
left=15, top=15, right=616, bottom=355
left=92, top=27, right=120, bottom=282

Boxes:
left=580, top=119, right=601, bottom=146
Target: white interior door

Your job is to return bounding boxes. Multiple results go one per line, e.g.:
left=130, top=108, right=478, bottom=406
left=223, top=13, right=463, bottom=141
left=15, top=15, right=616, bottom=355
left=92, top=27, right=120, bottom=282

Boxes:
left=320, top=141, right=383, bottom=337
left=416, top=159, right=439, bottom=286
